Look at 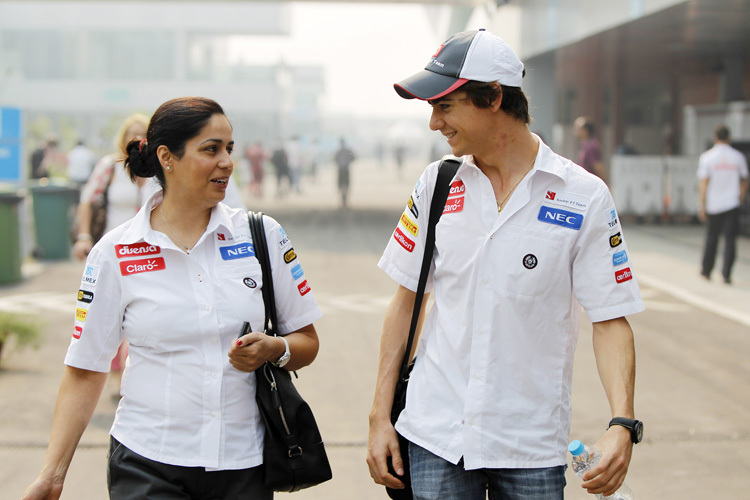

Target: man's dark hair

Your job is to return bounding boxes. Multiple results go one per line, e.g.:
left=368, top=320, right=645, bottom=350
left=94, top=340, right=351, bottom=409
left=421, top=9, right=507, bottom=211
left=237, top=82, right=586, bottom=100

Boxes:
left=461, top=81, right=530, bottom=124
left=715, top=124, right=730, bottom=142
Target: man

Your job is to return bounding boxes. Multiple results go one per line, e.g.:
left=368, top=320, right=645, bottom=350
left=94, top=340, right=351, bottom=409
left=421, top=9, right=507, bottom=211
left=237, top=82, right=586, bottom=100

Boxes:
left=366, top=29, right=644, bottom=500
left=66, top=139, right=97, bottom=191
left=334, top=137, right=355, bottom=207
left=574, top=116, right=607, bottom=181
left=697, top=124, right=749, bottom=284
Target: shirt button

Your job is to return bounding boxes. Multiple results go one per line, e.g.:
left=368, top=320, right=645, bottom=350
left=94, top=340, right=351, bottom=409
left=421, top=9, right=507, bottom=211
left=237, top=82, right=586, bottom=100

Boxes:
left=205, top=305, right=211, bottom=311
left=197, top=274, right=203, bottom=282
left=212, top=372, right=218, bottom=379
left=477, top=327, right=485, bottom=334
left=210, top=412, right=217, bottom=419
left=482, top=278, right=488, bottom=285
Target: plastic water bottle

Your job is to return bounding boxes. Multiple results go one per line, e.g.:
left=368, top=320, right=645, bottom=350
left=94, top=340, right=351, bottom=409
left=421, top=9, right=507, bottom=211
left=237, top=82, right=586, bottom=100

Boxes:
left=568, top=440, right=633, bottom=499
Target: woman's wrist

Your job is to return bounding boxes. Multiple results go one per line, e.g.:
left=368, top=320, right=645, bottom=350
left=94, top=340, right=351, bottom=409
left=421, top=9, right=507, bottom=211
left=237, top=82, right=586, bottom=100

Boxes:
left=76, top=233, right=93, bottom=242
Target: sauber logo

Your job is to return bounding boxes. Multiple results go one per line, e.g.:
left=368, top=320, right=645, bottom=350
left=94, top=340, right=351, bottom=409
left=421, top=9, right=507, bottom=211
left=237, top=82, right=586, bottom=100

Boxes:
left=432, top=44, right=445, bottom=58
left=448, top=180, right=465, bottom=198
left=443, top=197, right=464, bottom=214
left=546, top=191, right=556, bottom=200
left=615, top=267, right=633, bottom=283
left=400, top=212, right=419, bottom=236
left=119, top=257, right=166, bottom=276
left=73, top=326, right=83, bottom=339
left=218, top=233, right=226, bottom=241
left=394, top=227, right=415, bottom=253
left=115, top=242, right=160, bottom=259
left=297, top=280, right=311, bottom=296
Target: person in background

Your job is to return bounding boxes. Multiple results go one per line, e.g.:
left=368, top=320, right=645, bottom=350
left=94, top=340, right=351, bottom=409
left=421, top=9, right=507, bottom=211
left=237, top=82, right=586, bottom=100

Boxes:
left=270, top=139, right=290, bottom=198
left=30, top=134, right=64, bottom=180
left=66, top=140, right=97, bottom=192
left=367, top=29, right=644, bottom=500
left=698, top=124, right=749, bottom=284
left=245, top=140, right=267, bottom=198
left=334, top=137, right=355, bottom=208
left=72, top=113, right=149, bottom=402
left=574, top=116, right=607, bottom=181
left=286, top=135, right=303, bottom=194
left=22, top=97, right=322, bottom=500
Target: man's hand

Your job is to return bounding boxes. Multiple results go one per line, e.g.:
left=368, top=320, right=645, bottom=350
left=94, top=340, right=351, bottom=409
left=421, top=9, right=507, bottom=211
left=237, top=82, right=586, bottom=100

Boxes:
left=366, top=417, right=406, bottom=489
left=581, top=425, right=633, bottom=496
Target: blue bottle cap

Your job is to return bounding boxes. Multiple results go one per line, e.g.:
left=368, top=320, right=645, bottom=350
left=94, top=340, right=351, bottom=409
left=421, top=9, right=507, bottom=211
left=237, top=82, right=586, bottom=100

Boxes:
left=568, top=440, right=585, bottom=456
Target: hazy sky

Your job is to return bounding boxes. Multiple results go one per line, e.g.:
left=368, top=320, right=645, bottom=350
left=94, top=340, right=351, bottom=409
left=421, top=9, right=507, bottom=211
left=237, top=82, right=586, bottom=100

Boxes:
left=229, top=2, right=490, bottom=118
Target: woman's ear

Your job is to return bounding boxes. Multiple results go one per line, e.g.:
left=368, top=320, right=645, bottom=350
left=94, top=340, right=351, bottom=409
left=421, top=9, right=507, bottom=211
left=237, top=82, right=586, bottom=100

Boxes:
left=156, top=145, right=172, bottom=170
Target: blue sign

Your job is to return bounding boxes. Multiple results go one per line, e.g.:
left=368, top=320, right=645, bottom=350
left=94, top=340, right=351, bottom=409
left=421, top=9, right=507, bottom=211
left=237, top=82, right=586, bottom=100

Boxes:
left=0, top=108, right=21, bottom=139
left=538, top=206, right=584, bottom=230
left=219, top=242, right=255, bottom=260
left=0, top=107, right=22, bottom=182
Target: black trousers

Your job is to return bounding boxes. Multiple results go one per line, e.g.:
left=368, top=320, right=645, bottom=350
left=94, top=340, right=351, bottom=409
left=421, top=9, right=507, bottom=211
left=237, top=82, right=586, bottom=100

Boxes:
left=108, top=437, right=273, bottom=500
left=701, top=208, right=741, bottom=280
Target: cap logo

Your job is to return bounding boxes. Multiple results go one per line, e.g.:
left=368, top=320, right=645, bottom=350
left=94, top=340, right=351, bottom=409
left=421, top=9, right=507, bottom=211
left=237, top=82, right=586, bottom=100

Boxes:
left=432, top=45, right=445, bottom=58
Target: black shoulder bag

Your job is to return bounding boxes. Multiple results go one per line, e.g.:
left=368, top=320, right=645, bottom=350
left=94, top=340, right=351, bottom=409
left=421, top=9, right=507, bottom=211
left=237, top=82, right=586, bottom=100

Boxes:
left=386, top=158, right=461, bottom=500
left=248, top=211, right=333, bottom=492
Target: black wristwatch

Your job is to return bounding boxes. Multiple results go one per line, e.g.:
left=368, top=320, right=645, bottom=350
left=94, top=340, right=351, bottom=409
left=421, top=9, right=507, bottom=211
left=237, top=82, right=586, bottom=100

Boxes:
left=608, top=417, right=644, bottom=444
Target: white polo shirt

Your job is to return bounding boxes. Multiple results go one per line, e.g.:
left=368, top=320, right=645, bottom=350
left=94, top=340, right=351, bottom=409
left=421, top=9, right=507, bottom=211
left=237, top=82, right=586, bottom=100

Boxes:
left=378, top=138, right=644, bottom=470
left=65, top=191, right=321, bottom=470
left=697, top=143, right=749, bottom=215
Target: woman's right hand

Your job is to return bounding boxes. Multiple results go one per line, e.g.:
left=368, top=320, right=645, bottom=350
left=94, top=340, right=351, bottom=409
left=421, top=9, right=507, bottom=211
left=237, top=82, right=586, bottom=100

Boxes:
left=73, top=239, right=93, bottom=261
left=21, top=475, right=63, bottom=500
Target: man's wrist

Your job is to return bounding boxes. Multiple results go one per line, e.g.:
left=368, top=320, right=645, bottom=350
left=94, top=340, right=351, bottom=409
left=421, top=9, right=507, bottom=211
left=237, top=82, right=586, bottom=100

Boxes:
left=76, top=233, right=93, bottom=242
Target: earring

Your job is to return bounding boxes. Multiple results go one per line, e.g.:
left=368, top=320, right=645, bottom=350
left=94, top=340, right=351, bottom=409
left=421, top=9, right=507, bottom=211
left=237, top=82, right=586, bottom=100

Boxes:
left=165, top=165, right=171, bottom=171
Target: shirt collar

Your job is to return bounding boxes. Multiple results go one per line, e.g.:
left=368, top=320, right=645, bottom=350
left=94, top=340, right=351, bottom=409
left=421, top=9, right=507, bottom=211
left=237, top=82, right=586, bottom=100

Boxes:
left=456, top=134, right=566, bottom=181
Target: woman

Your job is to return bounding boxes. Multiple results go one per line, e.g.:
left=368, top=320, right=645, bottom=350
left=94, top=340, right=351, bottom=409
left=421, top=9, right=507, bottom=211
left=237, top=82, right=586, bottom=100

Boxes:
left=72, top=113, right=149, bottom=402
left=22, top=97, right=322, bottom=500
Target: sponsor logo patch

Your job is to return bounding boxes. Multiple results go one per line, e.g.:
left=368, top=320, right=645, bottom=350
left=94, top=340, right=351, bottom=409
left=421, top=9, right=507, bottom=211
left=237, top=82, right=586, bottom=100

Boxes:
left=119, top=257, right=166, bottom=276
left=448, top=180, right=465, bottom=198
left=297, top=279, right=311, bottom=296
left=393, top=227, right=415, bottom=253
left=613, top=250, right=628, bottom=266
left=81, top=265, right=101, bottom=287
left=291, top=263, right=304, bottom=280
left=610, top=232, right=622, bottom=248
left=538, top=206, right=584, bottom=230
left=607, top=208, right=619, bottom=228
left=544, top=191, right=589, bottom=211
left=523, top=254, right=538, bottom=269
left=278, top=236, right=290, bottom=247
left=75, top=307, right=87, bottom=322
left=443, top=196, right=464, bottom=214
left=407, top=196, right=419, bottom=218
left=615, top=267, right=633, bottom=283
left=73, top=326, right=82, bottom=339
left=243, top=277, right=257, bottom=288
left=77, top=290, right=94, bottom=304
left=217, top=233, right=226, bottom=241
left=219, top=242, right=255, bottom=261
left=400, top=212, right=419, bottom=236
left=284, top=248, right=297, bottom=264
left=115, top=242, right=160, bottom=259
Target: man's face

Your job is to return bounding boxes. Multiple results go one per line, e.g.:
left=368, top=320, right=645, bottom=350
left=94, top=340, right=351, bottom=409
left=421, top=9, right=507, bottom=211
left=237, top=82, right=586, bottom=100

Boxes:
left=428, top=91, right=492, bottom=158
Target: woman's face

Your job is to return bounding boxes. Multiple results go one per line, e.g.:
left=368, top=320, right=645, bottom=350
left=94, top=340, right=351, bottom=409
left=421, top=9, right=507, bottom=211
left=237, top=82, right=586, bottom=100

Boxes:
left=121, top=121, right=147, bottom=151
left=166, top=113, right=234, bottom=208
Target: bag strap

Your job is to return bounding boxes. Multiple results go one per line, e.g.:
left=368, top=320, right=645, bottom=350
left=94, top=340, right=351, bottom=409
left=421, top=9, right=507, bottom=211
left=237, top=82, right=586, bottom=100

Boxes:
left=248, top=211, right=278, bottom=336
left=397, top=158, right=461, bottom=379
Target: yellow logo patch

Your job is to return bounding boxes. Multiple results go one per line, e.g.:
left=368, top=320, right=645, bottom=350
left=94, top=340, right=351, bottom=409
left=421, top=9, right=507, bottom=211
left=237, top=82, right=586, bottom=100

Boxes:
left=400, top=212, right=419, bottom=236
left=75, top=307, right=88, bottom=322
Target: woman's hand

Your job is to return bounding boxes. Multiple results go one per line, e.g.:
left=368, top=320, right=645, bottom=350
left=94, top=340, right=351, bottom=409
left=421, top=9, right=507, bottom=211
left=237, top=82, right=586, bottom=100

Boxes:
left=228, top=332, right=285, bottom=373
left=73, top=239, right=93, bottom=261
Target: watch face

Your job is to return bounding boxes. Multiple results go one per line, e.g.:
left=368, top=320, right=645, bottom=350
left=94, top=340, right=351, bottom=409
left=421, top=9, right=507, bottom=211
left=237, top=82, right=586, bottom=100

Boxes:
left=634, top=421, right=644, bottom=442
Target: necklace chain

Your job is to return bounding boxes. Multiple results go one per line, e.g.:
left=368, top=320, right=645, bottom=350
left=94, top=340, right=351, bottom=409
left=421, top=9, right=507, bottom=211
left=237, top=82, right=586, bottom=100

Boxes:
left=497, top=156, right=537, bottom=214
left=160, top=205, right=194, bottom=254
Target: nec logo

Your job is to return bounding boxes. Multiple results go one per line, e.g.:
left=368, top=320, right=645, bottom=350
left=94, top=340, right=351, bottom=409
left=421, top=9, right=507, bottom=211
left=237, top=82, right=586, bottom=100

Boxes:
left=615, top=267, right=633, bottom=283
left=219, top=242, right=255, bottom=261
left=538, top=206, right=583, bottom=230
left=115, top=242, right=160, bottom=258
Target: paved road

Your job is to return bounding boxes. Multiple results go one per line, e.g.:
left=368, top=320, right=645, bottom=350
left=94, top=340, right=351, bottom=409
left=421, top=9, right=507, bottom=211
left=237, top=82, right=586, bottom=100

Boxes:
left=1, top=158, right=748, bottom=499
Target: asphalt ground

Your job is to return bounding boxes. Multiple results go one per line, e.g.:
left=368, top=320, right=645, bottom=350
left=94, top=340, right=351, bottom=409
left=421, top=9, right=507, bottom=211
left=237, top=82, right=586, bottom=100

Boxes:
left=1, top=157, right=749, bottom=499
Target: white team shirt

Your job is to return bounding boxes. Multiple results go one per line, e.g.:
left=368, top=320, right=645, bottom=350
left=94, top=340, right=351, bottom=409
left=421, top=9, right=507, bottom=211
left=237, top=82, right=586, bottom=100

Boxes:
left=65, top=191, right=321, bottom=470
left=697, top=143, right=749, bottom=214
left=379, top=137, right=644, bottom=470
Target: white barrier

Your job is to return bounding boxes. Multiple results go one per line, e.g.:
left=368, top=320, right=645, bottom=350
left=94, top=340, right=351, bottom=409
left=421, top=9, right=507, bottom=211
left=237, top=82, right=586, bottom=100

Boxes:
left=665, top=156, right=699, bottom=216
left=610, top=156, right=664, bottom=217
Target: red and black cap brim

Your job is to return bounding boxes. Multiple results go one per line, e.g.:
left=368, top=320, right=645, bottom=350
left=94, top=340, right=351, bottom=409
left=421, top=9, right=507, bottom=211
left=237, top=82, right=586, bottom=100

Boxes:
left=394, top=69, right=469, bottom=100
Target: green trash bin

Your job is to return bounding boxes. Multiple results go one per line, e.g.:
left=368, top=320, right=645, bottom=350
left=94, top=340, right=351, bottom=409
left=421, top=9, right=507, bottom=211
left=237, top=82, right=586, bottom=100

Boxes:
left=30, top=182, right=79, bottom=260
left=0, top=191, right=24, bottom=284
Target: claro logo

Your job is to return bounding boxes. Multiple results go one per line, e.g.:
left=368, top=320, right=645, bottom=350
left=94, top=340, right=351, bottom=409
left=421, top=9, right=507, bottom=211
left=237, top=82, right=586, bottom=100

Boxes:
left=443, top=197, right=464, bottom=214
left=115, top=242, right=161, bottom=258
left=119, top=257, right=166, bottom=276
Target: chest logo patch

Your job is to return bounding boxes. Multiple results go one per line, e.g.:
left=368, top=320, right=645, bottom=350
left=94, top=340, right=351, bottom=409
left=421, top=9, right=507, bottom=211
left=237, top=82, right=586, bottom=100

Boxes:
left=448, top=180, right=465, bottom=198
left=220, top=242, right=255, bottom=261
left=115, top=242, right=161, bottom=259
left=538, top=206, right=583, bottom=230
left=120, top=257, right=166, bottom=276
left=243, top=277, right=257, bottom=288
left=615, top=267, right=633, bottom=283
left=523, top=254, right=538, bottom=269
left=393, top=227, right=415, bottom=253
left=443, top=196, right=464, bottom=214
left=544, top=191, right=589, bottom=211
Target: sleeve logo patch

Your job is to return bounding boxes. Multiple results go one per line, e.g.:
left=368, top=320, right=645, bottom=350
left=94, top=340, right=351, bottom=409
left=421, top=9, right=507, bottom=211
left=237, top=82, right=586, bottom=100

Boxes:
left=443, top=196, right=464, bottom=214
left=73, top=326, right=83, bottom=339
left=610, top=232, right=622, bottom=247
left=75, top=307, right=87, bottom=322
left=615, top=267, right=633, bottom=283
left=77, top=290, right=94, bottom=303
left=291, top=263, right=304, bottom=280
left=613, top=250, right=628, bottom=266
left=538, top=206, right=583, bottom=230
left=284, top=248, right=297, bottom=264
left=115, top=242, right=161, bottom=258
left=607, top=208, right=619, bottom=228
left=119, top=257, right=166, bottom=276
left=407, top=196, right=419, bottom=218
left=400, top=212, right=419, bottom=236
left=297, top=279, right=311, bottom=296
left=81, top=264, right=101, bottom=287
left=393, top=227, right=415, bottom=252
left=220, top=242, right=255, bottom=260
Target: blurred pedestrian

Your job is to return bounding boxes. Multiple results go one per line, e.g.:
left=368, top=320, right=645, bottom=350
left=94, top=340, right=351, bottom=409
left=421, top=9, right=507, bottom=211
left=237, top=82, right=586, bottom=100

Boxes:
left=286, top=135, right=303, bottom=194
left=334, top=137, right=355, bottom=207
left=66, top=139, right=97, bottom=191
left=29, top=134, right=64, bottom=179
left=367, top=29, right=644, bottom=500
left=698, top=124, right=749, bottom=284
left=270, top=139, right=290, bottom=198
left=307, top=137, right=320, bottom=182
left=574, top=116, right=607, bottom=181
left=394, top=144, right=406, bottom=179
left=245, top=140, right=267, bottom=198
left=21, top=96, right=322, bottom=500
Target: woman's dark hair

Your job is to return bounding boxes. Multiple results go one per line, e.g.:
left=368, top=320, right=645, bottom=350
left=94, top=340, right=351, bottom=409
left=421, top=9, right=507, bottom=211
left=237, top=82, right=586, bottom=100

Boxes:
left=124, top=97, right=226, bottom=189
left=461, top=81, right=530, bottom=124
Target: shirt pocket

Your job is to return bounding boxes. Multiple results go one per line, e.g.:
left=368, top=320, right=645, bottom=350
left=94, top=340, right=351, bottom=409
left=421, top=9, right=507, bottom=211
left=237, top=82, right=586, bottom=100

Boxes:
left=214, top=263, right=266, bottom=327
left=491, top=225, right=570, bottom=298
